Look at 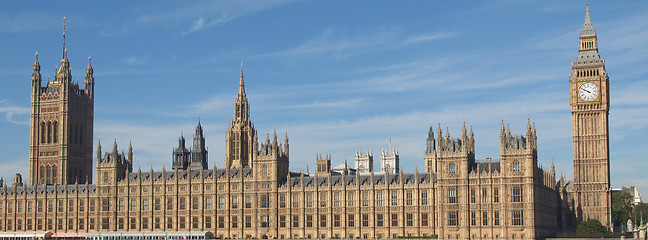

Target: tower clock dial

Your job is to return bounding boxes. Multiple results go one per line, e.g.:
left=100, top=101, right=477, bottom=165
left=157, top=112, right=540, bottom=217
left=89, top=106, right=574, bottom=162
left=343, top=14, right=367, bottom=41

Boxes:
left=578, top=82, right=598, bottom=101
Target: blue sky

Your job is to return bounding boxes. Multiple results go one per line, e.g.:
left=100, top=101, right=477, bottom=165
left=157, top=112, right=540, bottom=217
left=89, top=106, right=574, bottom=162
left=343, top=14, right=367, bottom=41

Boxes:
left=0, top=1, right=647, bottom=199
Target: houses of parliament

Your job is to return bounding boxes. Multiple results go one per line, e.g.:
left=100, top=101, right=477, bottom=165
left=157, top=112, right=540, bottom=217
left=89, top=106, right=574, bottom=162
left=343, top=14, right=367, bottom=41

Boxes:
left=0, top=4, right=611, bottom=240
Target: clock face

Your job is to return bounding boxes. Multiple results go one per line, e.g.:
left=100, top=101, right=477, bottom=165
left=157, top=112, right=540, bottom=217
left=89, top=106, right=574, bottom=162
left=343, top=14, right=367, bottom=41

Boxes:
left=578, top=82, right=599, bottom=101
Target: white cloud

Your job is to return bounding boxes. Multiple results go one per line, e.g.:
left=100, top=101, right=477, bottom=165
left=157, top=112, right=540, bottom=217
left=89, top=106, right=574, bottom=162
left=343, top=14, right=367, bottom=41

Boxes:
left=105, top=0, right=297, bottom=36
left=0, top=100, right=29, bottom=125
left=403, top=32, right=454, bottom=45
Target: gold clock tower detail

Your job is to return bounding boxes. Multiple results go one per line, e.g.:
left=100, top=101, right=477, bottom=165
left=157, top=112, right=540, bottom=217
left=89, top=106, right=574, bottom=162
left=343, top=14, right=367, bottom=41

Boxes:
left=570, top=3, right=611, bottom=227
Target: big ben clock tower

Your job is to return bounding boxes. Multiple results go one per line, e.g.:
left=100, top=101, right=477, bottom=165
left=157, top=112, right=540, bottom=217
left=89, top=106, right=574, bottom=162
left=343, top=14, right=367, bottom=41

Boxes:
left=570, top=3, right=611, bottom=228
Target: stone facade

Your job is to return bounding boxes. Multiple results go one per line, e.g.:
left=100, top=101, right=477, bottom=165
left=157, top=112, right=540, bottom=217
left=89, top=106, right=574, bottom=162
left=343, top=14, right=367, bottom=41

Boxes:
left=569, top=3, right=612, bottom=228
left=28, top=48, right=94, bottom=186
left=0, top=4, right=613, bottom=240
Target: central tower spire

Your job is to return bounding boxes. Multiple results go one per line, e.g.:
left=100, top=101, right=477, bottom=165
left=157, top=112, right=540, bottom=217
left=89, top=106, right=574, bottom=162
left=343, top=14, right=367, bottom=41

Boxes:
left=226, top=63, right=257, bottom=169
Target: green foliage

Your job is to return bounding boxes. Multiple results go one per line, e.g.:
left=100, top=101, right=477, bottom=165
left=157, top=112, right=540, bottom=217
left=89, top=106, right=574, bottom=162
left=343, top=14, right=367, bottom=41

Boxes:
left=576, top=219, right=608, bottom=233
left=632, top=202, right=648, bottom=225
left=612, top=191, right=633, bottom=227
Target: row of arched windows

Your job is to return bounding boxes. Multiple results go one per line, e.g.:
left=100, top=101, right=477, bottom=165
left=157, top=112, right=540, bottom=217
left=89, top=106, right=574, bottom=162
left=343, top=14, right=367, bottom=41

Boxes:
left=38, top=165, right=58, bottom=184
left=581, top=41, right=595, bottom=49
left=40, top=121, right=58, bottom=144
left=576, top=69, right=600, bottom=78
left=70, top=123, right=84, bottom=145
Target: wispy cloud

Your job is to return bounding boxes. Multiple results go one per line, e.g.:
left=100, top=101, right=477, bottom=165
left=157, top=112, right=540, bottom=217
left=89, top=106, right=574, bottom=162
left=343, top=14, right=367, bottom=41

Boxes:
left=255, top=28, right=455, bottom=60
left=403, top=32, right=455, bottom=45
left=120, top=55, right=148, bottom=65
left=105, top=0, right=297, bottom=37
left=0, top=100, right=29, bottom=125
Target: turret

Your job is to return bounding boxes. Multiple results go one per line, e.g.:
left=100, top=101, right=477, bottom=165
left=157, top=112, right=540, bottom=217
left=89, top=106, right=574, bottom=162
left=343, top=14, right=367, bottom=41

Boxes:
left=128, top=141, right=133, bottom=163
left=84, top=56, right=94, bottom=97
left=426, top=126, right=435, bottom=154
left=31, top=52, right=41, bottom=89
left=96, top=139, right=102, bottom=162
left=173, top=134, right=190, bottom=170
left=190, top=121, right=208, bottom=171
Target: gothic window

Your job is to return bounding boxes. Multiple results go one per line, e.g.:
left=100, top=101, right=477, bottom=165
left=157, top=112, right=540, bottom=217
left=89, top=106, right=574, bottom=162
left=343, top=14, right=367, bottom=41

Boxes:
left=512, top=210, right=524, bottom=225
left=306, top=193, right=313, bottom=208
left=261, top=215, right=270, bottom=228
left=512, top=186, right=523, bottom=202
left=470, top=188, right=476, bottom=203
left=448, top=187, right=458, bottom=203
left=47, top=121, right=52, bottom=143
left=218, top=197, right=225, bottom=209
left=347, top=193, right=354, bottom=207
left=179, top=197, right=186, bottom=210
left=192, top=216, right=199, bottom=229
left=232, top=196, right=239, bottom=209
left=406, top=191, right=413, bottom=206
left=53, top=121, right=58, bottom=143
left=205, top=197, right=212, bottom=210
left=141, top=198, right=149, bottom=211
left=494, top=187, right=500, bottom=203
left=245, top=196, right=252, bottom=208
left=102, top=172, right=108, bottom=184
left=333, top=193, right=340, bottom=207
left=376, top=214, right=383, bottom=227
left=166, top=199, right=173, bottom=210
left=347, top=214, right=355, bottom=227
left=482, top=211, right=488, bottom=225
left=482, top=188, right=488, bottom=203
left=333, top=214, right=340, bottom=227
left=448, top=163, right=456, bottom=174
left=292, top=194, right=299, bottom=208
left=279, top=215, right=286, bottom=228
left=101, top=199, right=109, bottom=211
left=320, top=193, right=327, bottom=207
left=261, top=195, right=269, bottom=208
left=391, top=213, right=398, bottom=227
left=391, top=191, right=398, bottom=206
left=421, top=192, right=428, bottom=205
left=262, top=165, right=268, bottom=177
left=376, top=192, right=383, bottom=206
left=192, top=197, right=199, bottom=210
left=78, top=124, right=83, bottom=144
left=41, top=122, right=46, bottom=143
left=448, top=211, right=459, bottom=226
left=362, top=192, right=370, bottom=206
left=421, top=213, right=428, bottom=227
left=513, top=161, right=521, bottom=173
left=279, top=194, right=286, bottom=208
left=363, top=214, right=370, bottom=227
left=292, top=215, right=299, bottom=228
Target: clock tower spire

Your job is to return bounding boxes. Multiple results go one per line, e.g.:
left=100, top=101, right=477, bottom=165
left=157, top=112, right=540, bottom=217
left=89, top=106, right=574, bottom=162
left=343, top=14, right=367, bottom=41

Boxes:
left=569, top=2, right=611, bottom=228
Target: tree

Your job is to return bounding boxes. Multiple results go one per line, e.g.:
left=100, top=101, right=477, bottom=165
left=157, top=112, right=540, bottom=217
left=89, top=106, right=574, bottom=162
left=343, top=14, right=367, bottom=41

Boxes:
left=612, top=191, right=633, bottom=228
left=631, top=202, right=648, bottom=226
left=576, top=219, right=608, bottom=234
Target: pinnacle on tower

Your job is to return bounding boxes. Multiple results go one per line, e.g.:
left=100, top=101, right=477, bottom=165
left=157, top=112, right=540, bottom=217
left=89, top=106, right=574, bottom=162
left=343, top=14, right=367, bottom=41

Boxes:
left=580, top=2, right=596, bottom=37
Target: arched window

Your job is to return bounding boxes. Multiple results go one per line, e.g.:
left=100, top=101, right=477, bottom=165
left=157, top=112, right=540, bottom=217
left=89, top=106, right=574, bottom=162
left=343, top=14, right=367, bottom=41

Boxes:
left=448, top=163, right=456, bottom=174
left=513, top=161, right=521, bottom=173
left=52, top=167, right=57, bottom=182
left=47, top=122, right=52, bottom=143
left=103, top=172, right=109, bottom=184
left=78, top=124, right=83, bottom=145
left=41, top=122, right=46, bottom=143
left=262, top=165, right=268, bottom=177
left=40, top=166, right=45, bottom=182
left=53, top=121, right=58, bottom=143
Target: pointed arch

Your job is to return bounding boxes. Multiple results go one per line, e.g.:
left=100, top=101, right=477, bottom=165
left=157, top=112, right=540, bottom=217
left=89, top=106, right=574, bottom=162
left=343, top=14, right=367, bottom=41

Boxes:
left=53, top=121, right=58, bottom=143
left=41, top=122, right=46, bottom=143
left=47, top=121, right=52, bottom=143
